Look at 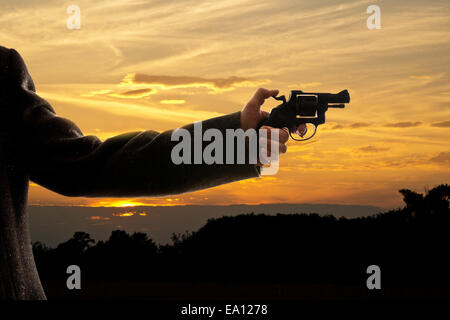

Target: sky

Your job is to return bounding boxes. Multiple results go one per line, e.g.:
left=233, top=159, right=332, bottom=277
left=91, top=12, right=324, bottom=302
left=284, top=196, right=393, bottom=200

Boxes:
left=1, top=0, right=449, bottom=209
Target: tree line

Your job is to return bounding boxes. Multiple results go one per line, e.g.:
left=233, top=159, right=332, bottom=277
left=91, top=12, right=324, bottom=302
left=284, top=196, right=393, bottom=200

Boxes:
left=33, top=184, right=449, bottom=287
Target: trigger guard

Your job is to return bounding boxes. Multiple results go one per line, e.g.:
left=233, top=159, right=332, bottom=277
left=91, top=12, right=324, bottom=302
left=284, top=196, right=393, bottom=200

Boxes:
left=289, top=124, right=317, bottom=141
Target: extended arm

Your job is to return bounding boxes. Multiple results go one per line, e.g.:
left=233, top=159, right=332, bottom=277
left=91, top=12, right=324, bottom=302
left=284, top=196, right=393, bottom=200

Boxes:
left=8, top=49, right=259, bottom=197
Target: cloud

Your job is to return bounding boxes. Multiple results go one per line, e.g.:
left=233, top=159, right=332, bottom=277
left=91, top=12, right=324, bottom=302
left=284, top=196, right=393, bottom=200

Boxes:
left=358, top=146, right=390, bottom=153
left=409, top=75, right=433, bottom=81
left=326, top=122, right=371, bottom=130
left=299, top=82, right=322, bottom=89
left=331, top=124, right=345, bottom=130
left=349, top=122, right=372, bottom=129
left=429, top=152, right=450, bottom=164
left=81, top=88, right=155, bottom=99
left=160, top=100, right=186, bottom=105
left=385, top=121, right=422, bottom=128
left=408, top=73, right=445, bottom=85
left=40, top=90, right=223, bottom=124
left=430, top=120, right=450, bottom=128
left=112, top=212, right=136, bottom=217
left=121, top=73, right=268, bottom=93
left=109, top=88, right=155, bottom=99
left=81, top=89, right=113, bottom=97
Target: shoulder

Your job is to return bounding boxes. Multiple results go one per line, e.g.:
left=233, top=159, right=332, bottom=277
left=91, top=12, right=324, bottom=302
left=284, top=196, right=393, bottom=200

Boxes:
left=0, top=46, right=11, bottom=75
left=0, top=46, right=22, bottom=73
left=0, top=46, right=29, bottom=69
left=0, top=45, right=9, bottom=56
left=0, top=46, right=35, bottom=91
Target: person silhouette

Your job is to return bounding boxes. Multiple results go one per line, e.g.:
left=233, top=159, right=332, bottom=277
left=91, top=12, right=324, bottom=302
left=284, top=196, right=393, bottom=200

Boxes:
left=0, top=47, right=292, bottom=299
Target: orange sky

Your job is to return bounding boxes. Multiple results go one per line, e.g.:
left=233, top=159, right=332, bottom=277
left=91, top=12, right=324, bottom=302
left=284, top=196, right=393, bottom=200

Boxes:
left=1, top=0, right=449, bottom=209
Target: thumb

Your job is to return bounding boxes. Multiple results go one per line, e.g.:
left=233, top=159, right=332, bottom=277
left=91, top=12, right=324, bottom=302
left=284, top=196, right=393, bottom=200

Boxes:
left=250, top=88, right=279, bottom=106
left=261, top=110, right=270, bottom=118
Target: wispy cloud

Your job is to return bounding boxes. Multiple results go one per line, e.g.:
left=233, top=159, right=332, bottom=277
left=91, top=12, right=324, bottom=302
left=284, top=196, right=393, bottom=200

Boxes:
left=430, top=121, right=450, bottom=128
left=299, top=82, right=322, bottom=89
left=358, top=146, right=391, bottom=153
left=385, top=121, right=422, bottom=128
left=408, top=73, right=445, bottom=85
left=39, top=90, right=222, bottom=124
left=349, top=122, right=372, bottom=129
left=109, top=88, right=155, bottom=99
left=87, top=216, right=110, bottom=221
left=326, top=122, right=372, bottom=130
left=409, top=75, right=433, bottom=81
left=81, top=89, right=113, bottom=97
left=121, top=73, right=268, bottom=93
left=160, top=100, right=186, bottom=104
left=429, top=152, right=450, bottom=164
left=82, top=88, right=155, bottom=99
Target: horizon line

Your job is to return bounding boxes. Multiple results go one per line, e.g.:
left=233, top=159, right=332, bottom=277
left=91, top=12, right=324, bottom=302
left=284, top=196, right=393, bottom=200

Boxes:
left=28, top=202, right=391, bottom=210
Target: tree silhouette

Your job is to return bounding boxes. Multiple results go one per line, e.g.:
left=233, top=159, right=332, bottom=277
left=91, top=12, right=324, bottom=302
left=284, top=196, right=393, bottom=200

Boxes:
left=400, top=184, right=449, bottom=221
left=399, top=188, right=424, bottom=219
left=424, top=184, right=449, bottom=221
left=57, top=232, right=95, bottom=253
left=32, top=184, right=450, bottom=298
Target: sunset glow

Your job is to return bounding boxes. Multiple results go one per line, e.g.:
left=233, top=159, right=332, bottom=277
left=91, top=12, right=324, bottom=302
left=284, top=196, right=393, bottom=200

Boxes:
left=1, top=0, right=448, bottom=209
left=113, top=212, right=135, bottom=217
left=91, top=200, right=148, bottom=208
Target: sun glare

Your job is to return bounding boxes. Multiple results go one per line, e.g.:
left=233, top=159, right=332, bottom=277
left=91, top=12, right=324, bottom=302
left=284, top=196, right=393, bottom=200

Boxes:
left=90, top=200, right=147, bottom=207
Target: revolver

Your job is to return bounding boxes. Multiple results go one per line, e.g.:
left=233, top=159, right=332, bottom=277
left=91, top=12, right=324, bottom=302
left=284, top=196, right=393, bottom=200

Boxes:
left=259, top=89, right=350, bottom=141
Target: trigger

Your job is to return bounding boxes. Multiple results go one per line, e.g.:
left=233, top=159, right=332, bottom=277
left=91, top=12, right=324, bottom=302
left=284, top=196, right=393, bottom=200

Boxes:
left=288, top=130, right=296, bottom=141
left=289, top=124, right=317, bottom=141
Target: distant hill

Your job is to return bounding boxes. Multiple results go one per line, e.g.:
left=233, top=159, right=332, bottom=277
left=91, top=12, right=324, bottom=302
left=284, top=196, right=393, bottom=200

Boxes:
left=28, top=203, right=383, bottom=247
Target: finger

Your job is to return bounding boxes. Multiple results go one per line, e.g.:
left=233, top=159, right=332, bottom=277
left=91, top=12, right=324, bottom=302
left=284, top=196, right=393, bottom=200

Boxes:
left=280, top=127, right=289, bottom=143
left=279, top=143, right=287, bottom=154
left=297, top=124, right=307, bottom=137
left=259, top=138, right=287, bottom=155
left=290, top=125, right=307, bottom=137
left=261, top=110, right=270, bottom=118
left=260, top=126, right=289, bottom=144
left=251, top=88, right=279, bottom=106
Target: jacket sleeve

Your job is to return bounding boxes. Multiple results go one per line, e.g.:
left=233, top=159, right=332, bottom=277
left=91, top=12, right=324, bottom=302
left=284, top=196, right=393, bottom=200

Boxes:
left=8, top=49, right=260, bottom=197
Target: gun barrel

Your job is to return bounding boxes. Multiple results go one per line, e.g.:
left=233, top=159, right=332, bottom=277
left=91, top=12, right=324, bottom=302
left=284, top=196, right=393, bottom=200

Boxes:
left=322, top=90, right=350, bottom=104
left=328, top=104, right=346, bottom=108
